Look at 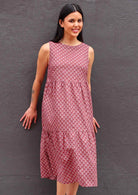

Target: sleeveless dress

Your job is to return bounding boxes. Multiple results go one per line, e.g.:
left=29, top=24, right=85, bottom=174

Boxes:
left=40, top=41, right=98, bottom=187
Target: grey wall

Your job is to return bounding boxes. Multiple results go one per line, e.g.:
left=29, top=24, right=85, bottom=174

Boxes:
left=0, top=0, right=138, bottom=194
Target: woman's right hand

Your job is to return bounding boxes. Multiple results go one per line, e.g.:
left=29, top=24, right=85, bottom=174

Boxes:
left=20, top=107, right=37, bottom=130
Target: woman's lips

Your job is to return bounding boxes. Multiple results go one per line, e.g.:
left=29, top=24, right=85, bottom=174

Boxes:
left=72, top=29, right=79, bottom=33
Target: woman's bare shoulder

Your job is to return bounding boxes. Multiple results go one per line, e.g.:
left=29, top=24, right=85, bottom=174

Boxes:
left=39, top=42, right=50, bottom=55
left=87, top=45, right=94, bottom=61
left=88, top=45, right=94, bottom=53
left=37, top=42, right=50, bottom=64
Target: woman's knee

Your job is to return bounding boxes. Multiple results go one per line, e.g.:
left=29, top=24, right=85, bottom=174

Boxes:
left=66, top=182, right=79, bottom=195
left=56, top=181, right=66, bottom=195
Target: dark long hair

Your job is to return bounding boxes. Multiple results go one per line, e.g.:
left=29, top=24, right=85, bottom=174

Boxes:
left=50, top=3, right=84, bottom=43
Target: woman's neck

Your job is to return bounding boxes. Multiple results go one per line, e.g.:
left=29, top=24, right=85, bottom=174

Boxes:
left=59, top=37, right=81, bottom=45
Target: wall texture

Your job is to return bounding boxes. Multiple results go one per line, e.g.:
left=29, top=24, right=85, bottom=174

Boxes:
left=0, top=0, right=137, bottom=194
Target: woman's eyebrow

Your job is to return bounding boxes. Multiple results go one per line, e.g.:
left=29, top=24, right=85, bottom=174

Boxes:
left=68, top=18, right=82, bottom=20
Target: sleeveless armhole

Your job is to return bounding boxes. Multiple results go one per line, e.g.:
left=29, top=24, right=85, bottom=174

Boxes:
left=48, top=41, right=52, bottom=66
left=87, top=45, right=90, bottom=65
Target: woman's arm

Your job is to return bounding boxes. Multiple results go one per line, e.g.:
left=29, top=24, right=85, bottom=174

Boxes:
left=29, top=43, right=49, bottom=110
left=87, top=46, right=94, bottom=92
left=87, top=46, right=101, bottom=133
left=20, top=42, right=49, bottom=129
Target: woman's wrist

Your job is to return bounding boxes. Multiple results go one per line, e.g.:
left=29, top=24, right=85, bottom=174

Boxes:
left=30, top=105, right=37, bottom=111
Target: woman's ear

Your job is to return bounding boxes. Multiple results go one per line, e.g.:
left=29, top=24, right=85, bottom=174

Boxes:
left=59, top=19, right=63, bottom=28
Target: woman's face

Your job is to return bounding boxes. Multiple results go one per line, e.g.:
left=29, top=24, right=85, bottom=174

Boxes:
left=59, top=11, right=83, bottom=38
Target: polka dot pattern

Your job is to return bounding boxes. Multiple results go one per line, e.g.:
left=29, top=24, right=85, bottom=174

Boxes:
left=40, top=41, right=98, bottom=187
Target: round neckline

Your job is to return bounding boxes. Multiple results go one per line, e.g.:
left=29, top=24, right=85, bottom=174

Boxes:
left=58, top=41, right=83, bottom=47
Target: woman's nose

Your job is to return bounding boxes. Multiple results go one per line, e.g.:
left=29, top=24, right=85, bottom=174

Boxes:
left=74, top=21, right=79, bottom=26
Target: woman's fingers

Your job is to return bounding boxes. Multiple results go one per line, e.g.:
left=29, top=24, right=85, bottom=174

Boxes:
left=24, top=118, right=28, bottom=129
left=22, top=116, right=28, bottom=127
left=93, top=120, right=97, bottom=133
left=34, top=116, right=37, bottom=123
left=96, top=120, right=100, bottom=128
left=25, top=117, right=29, bottom=129
left=93, top=117, right=100, bottom=133
left=20, top=113, right=26, bottom=122
left=28, top=119, right=32, bottom=129
left=20, top=108, right=38, bottom=130
left=93, top=117, right=100, bottom=128
left=94, top=123, right=97, bottom=133
left=22, top=116, right=37, bottom=130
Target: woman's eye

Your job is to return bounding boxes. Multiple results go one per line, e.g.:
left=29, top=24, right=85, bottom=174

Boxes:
left=69, top=19, right=82, bottom=23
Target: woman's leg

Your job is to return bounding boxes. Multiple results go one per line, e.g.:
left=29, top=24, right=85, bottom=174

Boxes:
left=56, top=181, right=79, bottom=195
left=65, top=182, right=79, bottom=195
left=56, top=181, right=67, bottom=195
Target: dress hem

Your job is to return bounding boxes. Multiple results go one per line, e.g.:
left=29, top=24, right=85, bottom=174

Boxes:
left=40, top=175, right=98, bottom=187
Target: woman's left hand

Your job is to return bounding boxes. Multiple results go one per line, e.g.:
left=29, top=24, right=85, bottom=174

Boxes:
left=93, top=117, right=100, bottom=133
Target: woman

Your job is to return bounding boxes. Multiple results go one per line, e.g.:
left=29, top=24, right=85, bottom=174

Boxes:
left=20, top=3, right=100, bottom=195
